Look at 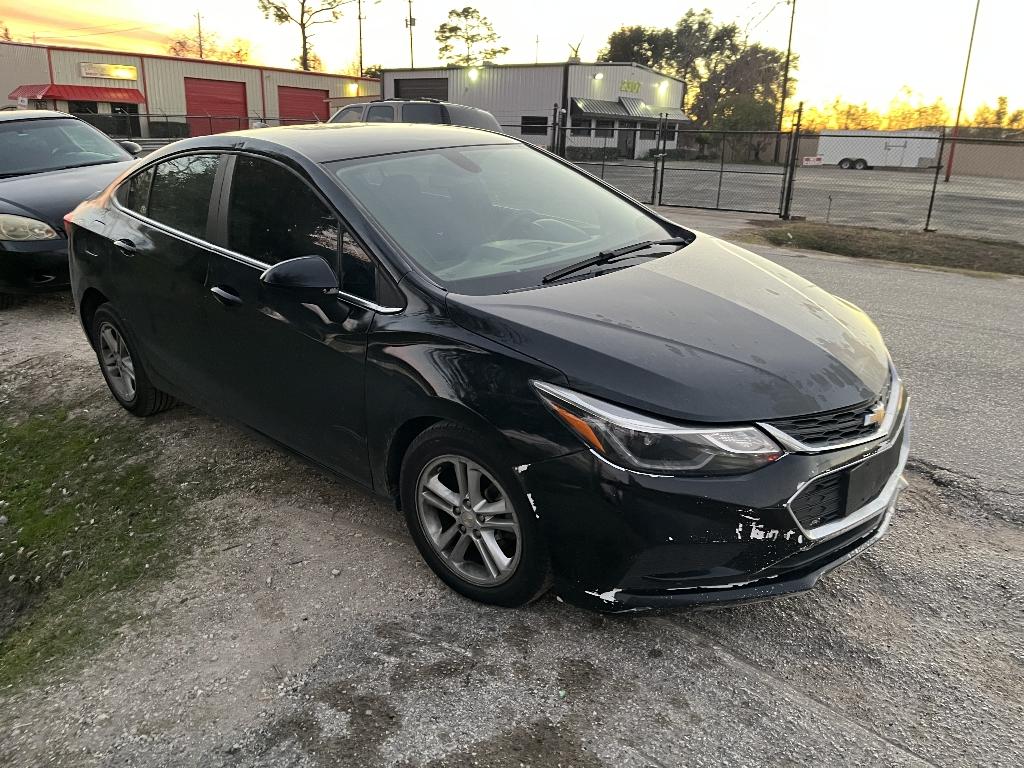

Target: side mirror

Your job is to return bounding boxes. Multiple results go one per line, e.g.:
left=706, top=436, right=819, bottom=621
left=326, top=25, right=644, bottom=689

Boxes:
left=260, top=256, right=339, bottom=294
left=119, top=140, right=142, bottom=156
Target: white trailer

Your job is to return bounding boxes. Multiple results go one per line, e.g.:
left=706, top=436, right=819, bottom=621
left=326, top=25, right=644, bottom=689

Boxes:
left=816, top=129, right=940, bottom=170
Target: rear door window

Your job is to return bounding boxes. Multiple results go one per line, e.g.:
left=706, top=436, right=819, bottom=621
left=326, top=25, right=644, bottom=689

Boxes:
left=365, top=105, right=395, bottom=123
left=144, top=154, right=220, bottom=239
left=402, top=103, right=444, bottom=124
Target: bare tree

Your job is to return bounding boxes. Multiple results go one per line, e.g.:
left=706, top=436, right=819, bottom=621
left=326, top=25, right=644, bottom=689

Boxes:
left=1, top=20, right=12, bottom=41
left=435, top=7, right=508, bottom=66
left=257, top=0, right=345, bottom=71
left=168, top=32, right=251, bottom=63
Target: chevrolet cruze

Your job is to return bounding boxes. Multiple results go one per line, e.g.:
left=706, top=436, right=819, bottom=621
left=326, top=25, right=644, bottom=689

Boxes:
left=66, top=123, right=909, bottom=611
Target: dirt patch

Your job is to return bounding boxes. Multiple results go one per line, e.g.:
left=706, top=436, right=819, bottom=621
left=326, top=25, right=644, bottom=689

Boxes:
left=736, top=220, right=1024, bottom=276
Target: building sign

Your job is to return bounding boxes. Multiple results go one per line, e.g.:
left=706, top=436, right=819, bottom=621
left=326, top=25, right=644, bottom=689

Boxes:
left=619, top=80, right=641, bottom=94
left=80, top=63, right=138, bottom=81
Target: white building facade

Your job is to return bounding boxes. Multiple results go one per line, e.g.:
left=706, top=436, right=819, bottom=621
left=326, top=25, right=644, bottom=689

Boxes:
left=380, top=62, right=689, bottom=160
left=1, top=41, right=379, bottom=138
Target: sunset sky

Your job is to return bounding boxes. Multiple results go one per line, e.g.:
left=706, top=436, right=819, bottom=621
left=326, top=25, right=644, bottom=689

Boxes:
left=3, top=0, right=1020, bottom=112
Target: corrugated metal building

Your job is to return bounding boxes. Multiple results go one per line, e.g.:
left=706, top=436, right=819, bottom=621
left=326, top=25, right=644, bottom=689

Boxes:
left=380, top=62, right=688, bottom=159
left=0, top=41, right=379, bottom=138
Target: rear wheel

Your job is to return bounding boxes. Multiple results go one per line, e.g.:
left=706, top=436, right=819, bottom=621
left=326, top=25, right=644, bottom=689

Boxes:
left=0, top=294, right=16, bottom=310
left=838, top=158, right=853, bottom=170
left=90, top=304, right=176, bottom=417
left=400, top=423, right=551, bottom=607
left=853, top=158, right=868, bottom=170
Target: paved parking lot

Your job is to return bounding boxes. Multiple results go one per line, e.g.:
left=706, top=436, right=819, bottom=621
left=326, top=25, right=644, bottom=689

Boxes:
left=1, top=232, right=1022, bottom=767
left=588, top=160, right=1024, bottom=243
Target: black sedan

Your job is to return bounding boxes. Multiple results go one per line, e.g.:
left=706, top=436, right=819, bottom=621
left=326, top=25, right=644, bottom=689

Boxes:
left=66, top=123, right=909, bottom=612
left=0, top=110, right=138, bottom=308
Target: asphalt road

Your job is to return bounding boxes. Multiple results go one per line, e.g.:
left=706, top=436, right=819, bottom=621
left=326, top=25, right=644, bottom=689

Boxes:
left=591, top=161, right=1024, bottom=244
left=1, top=229, right=1021, bottom=767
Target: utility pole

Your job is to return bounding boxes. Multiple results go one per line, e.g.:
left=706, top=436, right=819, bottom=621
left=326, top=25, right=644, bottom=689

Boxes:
left=357, top=0, right=364, bottom=76
left=773, top=0, right=796, bottom=163
left=535, top=35, right=539, bottom=64
left=944, top=0, right=981, bottom=183
left=195, top=12, right=204, bottom=59
left=404, top=0, right=415, bottom=67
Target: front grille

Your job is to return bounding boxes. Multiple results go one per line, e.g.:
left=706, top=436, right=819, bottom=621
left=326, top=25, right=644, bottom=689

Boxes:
left=790, top=436, right=903, bottom=530
left=769, top=377, right=892, bottom=447
left=791, top=473, right=847, bottom=528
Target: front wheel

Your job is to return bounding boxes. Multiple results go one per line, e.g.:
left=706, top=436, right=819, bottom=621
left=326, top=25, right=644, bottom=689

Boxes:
left=838, top=158, right=853, bottom=170
left=400, top=423, right=551, bottom=607
left=90, top=304, right=176, bottom=417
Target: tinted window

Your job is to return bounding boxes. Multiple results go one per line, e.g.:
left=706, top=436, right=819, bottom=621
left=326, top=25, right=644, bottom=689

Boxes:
left=402, top=103, right=444, bottom=124
left=366, top=105, right=395, bottom=123
left=332, top=106, right=364, bottom=123
left=226, top=156, right=340, bottom=267
left=329, top=144, right=672, bottom=295
left=146, top=154, right=219, bottom=238
left=339, top=231, right=376, bottom=301
left=117, top=166, right=155, bottom=216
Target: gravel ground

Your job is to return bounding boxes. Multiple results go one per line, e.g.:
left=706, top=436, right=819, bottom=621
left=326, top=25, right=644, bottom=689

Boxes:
left=1, top=241, right=1022, bottom=767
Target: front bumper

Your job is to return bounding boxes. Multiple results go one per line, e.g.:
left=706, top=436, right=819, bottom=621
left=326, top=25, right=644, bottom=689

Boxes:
left=524, top=413, right=909, bottom=612
left=0, top=239, right=70, bottom=294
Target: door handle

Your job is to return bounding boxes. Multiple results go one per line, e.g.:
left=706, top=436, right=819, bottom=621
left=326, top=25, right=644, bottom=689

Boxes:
left=112, top=238, right=137, bottom=256
left=210, top=285, right=243, bottom=306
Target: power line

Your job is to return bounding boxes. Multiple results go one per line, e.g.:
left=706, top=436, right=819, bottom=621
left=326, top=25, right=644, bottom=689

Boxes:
left=33, top=26, right=146, bottom=40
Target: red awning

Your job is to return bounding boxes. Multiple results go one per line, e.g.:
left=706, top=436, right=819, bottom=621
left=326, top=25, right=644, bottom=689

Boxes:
left=8, top=84, right=146, bottom=104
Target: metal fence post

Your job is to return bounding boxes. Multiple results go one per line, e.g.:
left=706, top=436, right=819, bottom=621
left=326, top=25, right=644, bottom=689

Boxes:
left=714, top=131, right=726, bottom=209
left=600, top=130, right=608, bottom=178
left=549, top=103, right=559, bottom=154
left=650, top=114, right=665, bottom=205
left=781, top=102, right=803, bottom=220
left=924, top=126, right=947, bottom=232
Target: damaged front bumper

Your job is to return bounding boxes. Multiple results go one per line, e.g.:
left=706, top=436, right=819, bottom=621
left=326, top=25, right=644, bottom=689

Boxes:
left=523, top=416, right=910, bottom=612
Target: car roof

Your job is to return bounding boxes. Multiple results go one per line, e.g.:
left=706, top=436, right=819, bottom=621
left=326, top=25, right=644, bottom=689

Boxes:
left=0, top=109, right=74, bottom=123
left=146, top=122, right=519, bottom=164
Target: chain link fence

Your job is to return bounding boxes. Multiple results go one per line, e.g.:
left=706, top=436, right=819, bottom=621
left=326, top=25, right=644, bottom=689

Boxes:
left=74, top=110, right=1024, bottom=244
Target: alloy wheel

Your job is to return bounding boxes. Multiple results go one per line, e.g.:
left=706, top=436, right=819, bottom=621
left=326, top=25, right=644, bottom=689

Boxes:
left=98, top=321, right=137, bottom=402
left=415, top=454, right=522, bottom=586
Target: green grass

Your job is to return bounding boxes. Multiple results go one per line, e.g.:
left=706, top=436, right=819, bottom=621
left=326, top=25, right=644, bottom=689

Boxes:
left=0, top=408, right=187, bottom=688
left=738, top=221, right=1024, bottom=277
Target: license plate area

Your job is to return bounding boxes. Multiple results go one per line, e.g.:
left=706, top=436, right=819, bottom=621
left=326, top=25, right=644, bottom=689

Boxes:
left=845, top=444, right=901, bottom=514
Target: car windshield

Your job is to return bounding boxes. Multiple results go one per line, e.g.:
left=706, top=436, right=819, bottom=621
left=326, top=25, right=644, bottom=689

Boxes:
left=0, top=118, right=130, bottom=178
left=327, top=143, right=674, bottom=294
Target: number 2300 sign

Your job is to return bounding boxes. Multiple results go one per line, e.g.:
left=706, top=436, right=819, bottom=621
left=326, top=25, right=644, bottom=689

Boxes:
left=619, top=80, right=641, bottom=94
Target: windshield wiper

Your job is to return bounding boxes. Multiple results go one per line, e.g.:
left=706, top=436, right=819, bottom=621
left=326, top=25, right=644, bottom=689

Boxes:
left=541, top=236, right=691, bottom=284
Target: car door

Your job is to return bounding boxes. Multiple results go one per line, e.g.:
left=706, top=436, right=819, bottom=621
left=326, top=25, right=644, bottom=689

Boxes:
left=203, top=153, right=383, bottom=482
left=106, top=152, right=225, bottom=400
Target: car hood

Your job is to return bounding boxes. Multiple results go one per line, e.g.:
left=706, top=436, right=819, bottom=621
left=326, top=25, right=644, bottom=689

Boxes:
left=0, top=161, right=134, bottom=229
left=446, top=233, right=891, bottom=423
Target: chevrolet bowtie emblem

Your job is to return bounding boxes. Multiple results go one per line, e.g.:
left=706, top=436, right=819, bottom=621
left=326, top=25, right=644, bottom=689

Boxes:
left=863, top=401, right=886, bottom=427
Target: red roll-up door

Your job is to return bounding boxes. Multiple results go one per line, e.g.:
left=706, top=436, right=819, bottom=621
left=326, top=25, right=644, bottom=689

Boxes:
left=277, top=86, right=329, bottom=124
left=184, top=77, right=248, bottom=137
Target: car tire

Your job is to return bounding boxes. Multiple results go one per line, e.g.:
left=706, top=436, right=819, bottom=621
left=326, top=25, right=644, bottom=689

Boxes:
left=838, top=158, right=853, bottom=170
left=0, top=294, right=16, bottom=310
left=853, top=159, right=868, bottom=170
left=400, top=422, right=551, bottom=607
left=90, top=304, right=176, bottom=417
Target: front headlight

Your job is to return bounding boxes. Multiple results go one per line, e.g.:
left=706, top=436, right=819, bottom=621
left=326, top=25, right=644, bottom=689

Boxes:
left=533, top=381, right=783, bottom=475
left=0, top=214, right=60, bottom=242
